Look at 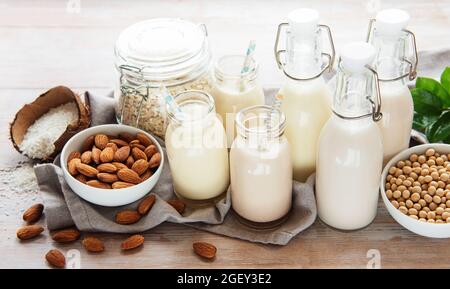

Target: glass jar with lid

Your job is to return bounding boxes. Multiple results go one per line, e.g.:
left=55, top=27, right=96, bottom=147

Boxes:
left=114, top=18, right=213, bottom=139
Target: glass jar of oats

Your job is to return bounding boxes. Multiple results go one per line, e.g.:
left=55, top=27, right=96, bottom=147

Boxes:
left=114, top=18, right=212, bottom=139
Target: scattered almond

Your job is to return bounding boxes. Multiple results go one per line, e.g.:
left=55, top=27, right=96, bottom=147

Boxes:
left=114, top=145, right=130, bottom=162
left=22, top=203, right=44, bottom=223
left=86, top=180, right=111, bottom=189
left=138, top=195, right=156, bottom=215
left=91, top=146, right=101, bottom=164
left=132, top=159, right=149, bottom=176
left=121, top=234, right=145, bottom=250
left=97, top=163, right=117, bottom=173
left=45, top=249, right=66, bottom=268
left=67, top=151, right=81, bottom=162
left=136, top=132, right=153, bottom=147
left=82, top=237, right=105, bottom=253
left=131, top=147, right=147, bottom=161
left=167, top=199, right=185, bottom=214
left=100, top=147, right=114, bottom=163
left=112, top=181, right=134, bottom=189
left=94, top=134, right=109, bottom=150
left=76, top=163, right=98, bottom=178
left=97, top=173, right=119, bottom=183
left=51, top=228, right=81, bottom=243
left=81, top=135, right=95, bottom=152
left=117, top=168, right=141, bottom=184
left=149, top=152, right=162, bottom=169
left=68, top=158, right=81, bottom=176
left=193, top=242, right=217, bottom=260
left=80, top=151, right=92, bottom=164
left=115, top=210, right=141, bottom=225
left=16, top=225, right=44, bottom=240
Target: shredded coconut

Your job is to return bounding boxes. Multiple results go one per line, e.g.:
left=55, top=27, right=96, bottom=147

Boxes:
left=19, top=102, right=79, bottom=159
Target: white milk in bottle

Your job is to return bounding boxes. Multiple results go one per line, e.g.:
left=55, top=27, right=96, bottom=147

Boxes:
left=230, top=105, right=292, bottom=227
left=211, top=55, right=265, bottom=147
left=316, top=42, right=383, bottom=230
left=165, top=90, right=230, bottom=205
left=274, top=8, right=335, bottom=182
left=368, top=9, right=418, bottom=163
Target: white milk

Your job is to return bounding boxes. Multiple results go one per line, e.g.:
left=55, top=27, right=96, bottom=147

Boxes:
left=378, top=82, right=413, bottom=163
left=230, top=107, right=292, bottom=223
left=278, top=77, right=331, bottom=182
left=316, top=116, right=383, bottom=230
left=165, top=94, right=230, bottom=201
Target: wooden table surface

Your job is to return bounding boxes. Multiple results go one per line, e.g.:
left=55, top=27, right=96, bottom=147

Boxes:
left=1, top=0, right=450, bottom=269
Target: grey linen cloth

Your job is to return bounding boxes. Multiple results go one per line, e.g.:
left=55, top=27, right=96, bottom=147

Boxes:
left=34, top=89, right=317, bottom=245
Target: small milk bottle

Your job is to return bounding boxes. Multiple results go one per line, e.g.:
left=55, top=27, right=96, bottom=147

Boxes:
left=316, top=42, right=383, bottom=231
left=274, top=8, right=335, bottom=182
left=230, top=105, right=292, bottom=228
left=367, top=9, right=418, bottom=164
left=211, top=55, right=265, bottom=147
left=165, top=90, right=230, bottom=205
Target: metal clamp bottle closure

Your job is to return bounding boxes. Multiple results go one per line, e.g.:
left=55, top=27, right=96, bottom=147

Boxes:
left=332, top=63, right=383, bottom=122
left=366, top=19, right=418, bottom=81
left=274, top=23, right=335, bottom=81
left=118, top=64, right=150, bottom=126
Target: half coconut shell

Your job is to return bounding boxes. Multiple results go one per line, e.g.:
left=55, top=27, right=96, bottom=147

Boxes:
left=10, top=86, right=91, bottom=162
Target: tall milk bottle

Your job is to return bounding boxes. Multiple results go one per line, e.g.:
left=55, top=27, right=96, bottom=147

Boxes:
left=316, top=42, right=384, bottom=230
left=274, top=8, right=335, bottom=182
left=367, top=9, right=418, bottom=164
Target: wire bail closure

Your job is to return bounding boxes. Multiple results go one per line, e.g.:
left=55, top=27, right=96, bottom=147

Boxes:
left=274, top=23, right=335, bottom=81
left=366, top=19, right=418, bottom=81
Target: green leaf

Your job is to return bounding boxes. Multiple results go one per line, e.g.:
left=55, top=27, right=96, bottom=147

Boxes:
left=441, top=67, right=450, bottom=96
left=427, top=111, right=450, bottom=142
left=416, top=77, right=450, bottom=107
left=413, top=113, right=438, bottom=133
left=411, top=88, right=443, bottom=115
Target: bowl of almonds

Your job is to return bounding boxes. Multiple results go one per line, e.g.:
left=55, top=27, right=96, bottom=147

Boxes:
left=60, top=124, right=164, bottom=206
left=381, top=144, right=450, bottom=238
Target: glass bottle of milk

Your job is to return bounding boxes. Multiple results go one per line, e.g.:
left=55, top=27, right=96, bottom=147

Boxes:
left=230, top=105, right=292, bottom=228
left=367, top=9, right=418, bottom=164
left=316, top=42, right=383, bottom=231
left=165, top=90, right=230, bottom=205
left=274, top=8, right=335, bottom=182
left=212, top=55, right=265, bottom=147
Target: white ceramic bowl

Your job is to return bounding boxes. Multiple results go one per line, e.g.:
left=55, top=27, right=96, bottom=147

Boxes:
left=381, top=143, right=450, bottom=238
left=61, top=124, right=164, bottom=207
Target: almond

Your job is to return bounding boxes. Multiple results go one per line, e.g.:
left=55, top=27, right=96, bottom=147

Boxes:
left=119, top=132, right=135, bottom=143
left=126, top=155, right=135, bottom=168
left=97, top=173, right=119, bottom=183
left=51, top=228, right=81, bottom=243
left=106, top=142, right=118, bottom=153
left=94, top=134, right=109, bottom=150
left=91, top=146, right=101, bottom=164
left=121, top=234, right=144, bottom=250
left=80, top=151, right=92, bottom=164
left=167, top=199, right=185, bottom=214
left=76, top=163, right=98, bottom=178
left=67, top=151, right=81, bottom=162
left=144, top=145, right=158, bottom=159
left=130, top=143, right=146, bottom=151
left=16, top=225, right=44, bottom=240
left=112, top=181, right=135, bottom=189
left=115, top=210, right=141, bottom=225
left=129, top=140, right=140, bottom=145
left=149, top=152, right=161, bottom=169
left=110, top=138, right=128, bottom=147
left=86, top=180, right=111, bottom=189
left=138, top=195, right=156, bottom=215
left=193, top=242, right=217, bottom=259
left=117, top=168, right=141, bottom=184
left=68, top=158, right=81, bottom=176
left=100, top=147, right=114, bottom=163
left=81, top=135, right=95, bottom=152
left=136, top=132, right=153, bottom=147
left=141, top=169, right=153, bottom=181
left=112, top=162, right=128, bottom=170
left=82, top=237, right=105, bottom=253
left=45, top=249, right=66, bottom=268
left=114, top=145, right=130, bottom=162
left=22, top=203, right=44, bottom=223
left=75, top=174, right=88, bottom=184
left=132, top=147, right=147, bottom=161
left=97, top=163, right=117, bottom=173
left=132, top=159, right=149, bottom=176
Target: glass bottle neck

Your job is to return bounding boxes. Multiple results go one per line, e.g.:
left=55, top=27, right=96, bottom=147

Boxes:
left=284, top=28, right=323, bottom=78
left=167, top=90, right=216, bottom=126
